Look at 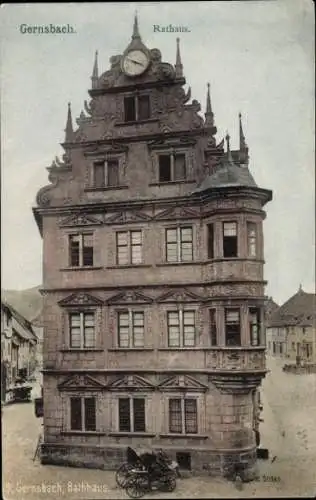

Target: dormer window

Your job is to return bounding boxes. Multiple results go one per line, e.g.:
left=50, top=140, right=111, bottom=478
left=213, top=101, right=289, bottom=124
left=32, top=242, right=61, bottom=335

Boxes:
left=159, top=153, right=186, bottom=182
left=93, top=159, right=119, bottom=188
left=124, top=95, right=150, bottom=122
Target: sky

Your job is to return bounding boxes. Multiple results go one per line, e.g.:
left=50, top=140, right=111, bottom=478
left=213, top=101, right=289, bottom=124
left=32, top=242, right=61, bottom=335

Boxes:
left=0, top=0, right=315, bottom=305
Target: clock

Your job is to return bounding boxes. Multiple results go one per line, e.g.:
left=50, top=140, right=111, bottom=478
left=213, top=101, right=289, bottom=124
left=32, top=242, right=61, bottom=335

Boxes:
left=122, top=50, right=150, bottom=77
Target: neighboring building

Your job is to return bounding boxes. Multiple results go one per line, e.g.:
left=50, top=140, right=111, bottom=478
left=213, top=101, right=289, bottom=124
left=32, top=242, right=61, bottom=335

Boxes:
left=266, top=286, right=316, bottom=361
left=1, top=300, right=38, bottom=402
left=264, top=296, right=279, bottom=322
left=33, top=16, right=272, bottom=477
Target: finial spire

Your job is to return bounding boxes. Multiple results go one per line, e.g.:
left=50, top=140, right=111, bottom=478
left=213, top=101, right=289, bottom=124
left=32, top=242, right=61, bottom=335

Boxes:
left=65, top=102, right=74, bottom=142
left=205, top=82, right=214, bottom=127
left=132, top=11, right=141, bottom=39
left=91, top=50, right=99, bottom=89
left=175, top=37, right=183, bottom=78
left=225, top=131, right=233, bottom=163
left=239, top=112, right=247, bottom=150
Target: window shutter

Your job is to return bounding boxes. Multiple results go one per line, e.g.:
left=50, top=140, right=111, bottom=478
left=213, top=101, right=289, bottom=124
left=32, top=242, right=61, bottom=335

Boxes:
left=70, top=397, right=82, bottom=430
left=84, top=397, right=96, bottom=431
left=119, top=398, right=131, bottom=431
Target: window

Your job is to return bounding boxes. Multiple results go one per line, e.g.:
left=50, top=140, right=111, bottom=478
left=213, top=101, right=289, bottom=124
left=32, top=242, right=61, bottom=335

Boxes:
left=158, top=153, right=186, bottom=182
left=268, top=341, right=271, bottom=351
left=116, top=231, right=142, bottom=265
left=167, top=310, right=195, bottom=347
left=118, top=398, right=145, bottom=432
left=70, top=397, right=96, bottom=431
left=292, top=342, right=295, bottom=350
left=247, top=222, right=257, bottom=257
left=249, top=308, right=260, bottom=346
left=124, top=95, right=150, bottom=122
left=118, top=311, right=144, bottom=348
left=69, top=312, right=95, bottom=348
left=166, top=227, right=193, bottom=262
left=302, top=327, right=306, bottom=335
left=272, top=341, right=276, bottom=354
left=169, top=398, right=197, bottom=434
left=207, top=224, right=214, bottom=259
left=225, top=309, right=241, bottom=346
left=93, top=159, right=119, bottom=188
left=279, top=343, right=283, bottom=355
left=223, top=222, right=238, bottom=258
left=69, top=233, right=93, bottom=267
left=209, top=309, right=217, bottom=346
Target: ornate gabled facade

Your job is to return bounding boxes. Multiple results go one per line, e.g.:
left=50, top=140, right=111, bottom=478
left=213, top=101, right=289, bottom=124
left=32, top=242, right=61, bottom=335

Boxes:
left=33, top=15, right=272, bottom=477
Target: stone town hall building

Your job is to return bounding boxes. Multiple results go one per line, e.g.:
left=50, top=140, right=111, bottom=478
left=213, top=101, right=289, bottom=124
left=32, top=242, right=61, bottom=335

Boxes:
left=33, top=16, right=272, bottom=477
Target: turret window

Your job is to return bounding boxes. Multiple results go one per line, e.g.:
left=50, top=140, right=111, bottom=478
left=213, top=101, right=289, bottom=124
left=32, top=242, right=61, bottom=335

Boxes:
left=207, top=224, right=214, bottom=259
left=247, top=222, right=257, bottom=257
left=159, top=153, right=186, bottom=182
left=124, top=95, right=150, bottom=122
left=249, top=308, right=260, bottom=346
left=209, top=309, right=217, bottom=345
left=223, top=222, right=238, bottom=258
left=225, top=309, right=241, bottom=346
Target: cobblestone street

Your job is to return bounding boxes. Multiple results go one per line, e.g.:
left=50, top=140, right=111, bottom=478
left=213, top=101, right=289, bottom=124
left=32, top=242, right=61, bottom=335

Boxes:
left=2, top=358, right=316, bottom=499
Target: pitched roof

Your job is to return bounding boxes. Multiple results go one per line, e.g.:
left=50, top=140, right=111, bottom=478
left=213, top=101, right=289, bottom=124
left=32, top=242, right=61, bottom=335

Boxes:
left=267, top=287, right=316, bottom=327
left=1, top=300, right=38, bottom=342
left=264, top=297, right=279, bottom=319
left=193, top=158, right=257, bottom=193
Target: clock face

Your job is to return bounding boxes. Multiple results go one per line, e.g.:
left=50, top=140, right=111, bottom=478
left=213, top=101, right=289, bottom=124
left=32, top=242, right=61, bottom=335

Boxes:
left=122, top=50, right=149, bottom=76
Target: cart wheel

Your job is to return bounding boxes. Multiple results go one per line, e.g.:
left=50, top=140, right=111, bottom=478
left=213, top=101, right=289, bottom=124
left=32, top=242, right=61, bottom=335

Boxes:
left=115, top=462, right=134, bottom=488
left=125, top=476, right=146, bottom=499
left=163, top=475, right=177, bottom=492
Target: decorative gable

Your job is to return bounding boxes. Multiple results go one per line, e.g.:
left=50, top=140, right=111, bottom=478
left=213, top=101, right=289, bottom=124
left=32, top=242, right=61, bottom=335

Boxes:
left=104, top=211, right=152, bottom=225
left=158, top=375, right=208, bottom=392
left=153, top=206, right=200, bottom=221
left=107, top=375, right=155, bottom=392
left=157, top=288, right=203, bottom=303
left=59, top=213, right=103, bottom=227
left=107, top=290, right=153, bottom=305
left=58, top=374, right=106, bottom=391
left=58, top=292, right=104, bottom=307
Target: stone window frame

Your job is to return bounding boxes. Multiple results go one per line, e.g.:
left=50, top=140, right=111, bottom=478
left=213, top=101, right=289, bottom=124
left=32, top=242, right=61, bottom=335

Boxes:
left=150, top=146, right=192, bottom=184
left=61, top=305, right=102, bottom=351
left=61, top=392, right=101, bottom=433
left=162, top=223, right=195, bottom=264
left=92, top=157, right=120, bottom=188
left=111, top=306, right=149, bottom=349
left=160, top=303, right=200, bottom=349
left=109, top=392, right=154, bottom=435
left=62, top=228, right=97, bottom=269
left=160, top=392, right=205, bottom=436
left=87, top=152, right=127, bottom=190
left=115, top=229, right=143, bottom=266
left=117, top=309, right=145, bottom=348
left=68, top=310, right=96, bottom=349
left=117, top=396, right=146, bottom=432
left=167, top=308, right=196, bottom=348
left=123, top=91, right=152, bottom=123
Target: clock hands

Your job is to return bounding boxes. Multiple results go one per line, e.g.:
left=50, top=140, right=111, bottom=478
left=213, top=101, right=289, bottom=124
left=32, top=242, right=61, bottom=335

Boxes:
left=126, top=57, right=145, bottom=67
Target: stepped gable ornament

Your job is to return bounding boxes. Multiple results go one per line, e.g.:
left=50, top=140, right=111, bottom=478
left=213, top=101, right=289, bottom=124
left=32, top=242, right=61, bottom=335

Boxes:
left=58, top=374, right=106, bottom=391
left=58, top=292, right=104, bottom=307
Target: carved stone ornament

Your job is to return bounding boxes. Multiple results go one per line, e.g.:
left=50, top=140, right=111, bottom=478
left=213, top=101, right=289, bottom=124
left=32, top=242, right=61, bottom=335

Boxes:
left=107, top=375, right=155, bottom=392
left=156, top=288, right=203, bottom=303
left=104, top=210, right=152, bottom=225
left=158, top=374, right=208, bottom=392
left=59, top=213, right=103, bottom=227
left=209, top=373, right=265, bottom=394
left=107, top=290, right=154, bottom=305
left=58, top=292, right=104, bottom=307
left=58, top=374, right=106, bottom=391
